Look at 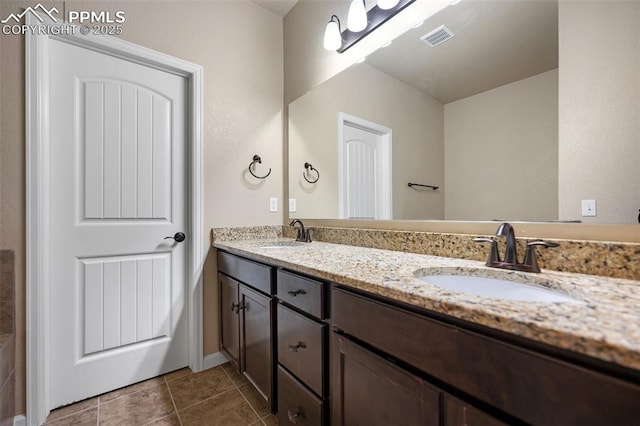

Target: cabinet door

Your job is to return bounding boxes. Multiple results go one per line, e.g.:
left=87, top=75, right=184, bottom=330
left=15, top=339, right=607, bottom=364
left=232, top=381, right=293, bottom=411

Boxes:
left=445, top=395, right=507, bottom=426
left=240, top=284, right=273, bottom=402
left=332, top=333, right=440, bottom=426
left=219, top=273, right=240, bottom=368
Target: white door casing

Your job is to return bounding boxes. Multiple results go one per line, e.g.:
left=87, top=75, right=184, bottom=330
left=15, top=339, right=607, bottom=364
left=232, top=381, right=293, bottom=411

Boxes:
left=338, top=113, right=392, bottom=220
left=26, top=18, right=203, bottom=425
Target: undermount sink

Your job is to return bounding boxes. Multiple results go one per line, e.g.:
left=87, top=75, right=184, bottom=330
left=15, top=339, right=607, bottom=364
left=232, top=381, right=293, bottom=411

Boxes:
left=258, top=240, right=307, bottom=249
left=417, top=274, right=579, bottom=303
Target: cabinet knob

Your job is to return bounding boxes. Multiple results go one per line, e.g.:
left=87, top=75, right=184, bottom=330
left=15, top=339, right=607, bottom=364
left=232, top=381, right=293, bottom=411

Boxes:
left=287, top=408, right=304, bottom=424
left=287, top=289, right=307, bottom=297
left=288, top=341, right=307, bottom=352
left=230, top=302, right=246, bottom=313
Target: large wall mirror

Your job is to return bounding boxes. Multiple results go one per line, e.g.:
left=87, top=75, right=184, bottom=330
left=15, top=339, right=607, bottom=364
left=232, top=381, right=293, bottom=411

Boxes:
left=288, top=0, right=639, bottom=226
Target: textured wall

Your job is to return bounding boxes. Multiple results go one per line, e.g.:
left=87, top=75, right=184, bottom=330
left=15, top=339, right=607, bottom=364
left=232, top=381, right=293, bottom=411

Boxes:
left=444, top=69, right=559, bottom=221
left=558, top=0, right=639, bottom=224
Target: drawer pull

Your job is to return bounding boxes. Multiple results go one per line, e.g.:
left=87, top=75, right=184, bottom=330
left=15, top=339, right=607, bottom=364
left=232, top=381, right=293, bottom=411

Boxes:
left=287, top=408, right=305, bottom=424
left=287, top=289, right=307, bottom=297
left=288, top=341, right=307, bottom=352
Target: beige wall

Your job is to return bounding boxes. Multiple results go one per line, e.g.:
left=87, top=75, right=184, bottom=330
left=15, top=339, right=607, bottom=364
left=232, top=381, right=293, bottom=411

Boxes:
left=289, top=63, right=444, bottom=220
left=444, top=69, right=559, bottom=221
left=558, top=0, right=639, bottom=224
left=0, top=0, right=283, bottom=415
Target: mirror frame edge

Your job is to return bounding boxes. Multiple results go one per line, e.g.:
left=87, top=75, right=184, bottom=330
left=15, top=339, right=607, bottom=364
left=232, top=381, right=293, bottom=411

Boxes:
left=284, top=217, right=640, bottom=243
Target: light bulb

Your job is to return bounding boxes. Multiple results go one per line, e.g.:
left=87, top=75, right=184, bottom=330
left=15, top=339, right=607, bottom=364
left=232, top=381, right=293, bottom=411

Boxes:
left=377, top=0, right=399, bottom=10
left=347, top=0, right=367, bottom=32
left=323, top=16, right=342, bottom=50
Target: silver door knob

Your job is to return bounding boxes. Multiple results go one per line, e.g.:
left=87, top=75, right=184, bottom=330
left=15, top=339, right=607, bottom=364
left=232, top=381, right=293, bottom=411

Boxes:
left=164, top=232, right=186, bottom=243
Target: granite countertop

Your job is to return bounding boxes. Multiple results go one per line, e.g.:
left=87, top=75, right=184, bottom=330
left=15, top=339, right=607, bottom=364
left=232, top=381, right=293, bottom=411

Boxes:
left=213, top=238, right=640, bottom=372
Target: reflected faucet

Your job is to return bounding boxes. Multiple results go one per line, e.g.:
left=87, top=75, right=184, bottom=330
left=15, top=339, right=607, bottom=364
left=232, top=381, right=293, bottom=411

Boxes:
left=289, top=219, right=312, bottom=242
left=473, top=222, right=559, bottom=273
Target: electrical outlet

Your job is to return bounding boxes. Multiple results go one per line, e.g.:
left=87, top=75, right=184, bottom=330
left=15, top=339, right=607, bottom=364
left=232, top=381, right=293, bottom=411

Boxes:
left=581, top=199, right=596, bottom=217
left=289, top=198, right=297, bottom=213
left=269, top=197, right=278, bottom=213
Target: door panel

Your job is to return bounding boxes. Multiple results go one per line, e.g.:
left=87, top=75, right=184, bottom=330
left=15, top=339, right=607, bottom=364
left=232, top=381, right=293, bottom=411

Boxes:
left=240, top=284, right=272, bottom=402
left=49, top=37, right=188, bottom=407
left=332, top=333, right=441, bottom=426
left=220, top=274, right=240, bottom=367
left=80, top=80, right=172, bottom=221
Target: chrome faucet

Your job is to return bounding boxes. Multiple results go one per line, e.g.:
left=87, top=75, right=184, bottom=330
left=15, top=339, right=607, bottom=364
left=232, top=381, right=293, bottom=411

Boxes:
left=473, top=222, right=558, bottom=273
left=289, top=219, right=312, bottom=242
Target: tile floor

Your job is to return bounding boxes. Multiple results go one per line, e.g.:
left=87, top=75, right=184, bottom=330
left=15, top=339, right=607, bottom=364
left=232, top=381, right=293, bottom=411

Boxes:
left=45, top=364, right=278, bottom=425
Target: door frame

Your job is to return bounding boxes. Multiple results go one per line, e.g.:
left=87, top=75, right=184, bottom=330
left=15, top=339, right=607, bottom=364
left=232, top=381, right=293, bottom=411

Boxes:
left=338, top=112, right=393, bottom=219
left=25, top=16, right=204, bottom=425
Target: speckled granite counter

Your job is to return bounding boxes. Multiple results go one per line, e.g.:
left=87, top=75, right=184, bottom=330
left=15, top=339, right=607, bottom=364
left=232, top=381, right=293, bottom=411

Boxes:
left=213, top=238, right=640, bottom=372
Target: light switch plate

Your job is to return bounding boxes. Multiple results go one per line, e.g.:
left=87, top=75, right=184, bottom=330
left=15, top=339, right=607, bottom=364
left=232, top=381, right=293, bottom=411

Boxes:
left=289, top=198, right=297, bottom=213
left=269, top=197, right=278, bottom=213
left=581, top=199, right=596, bottom=217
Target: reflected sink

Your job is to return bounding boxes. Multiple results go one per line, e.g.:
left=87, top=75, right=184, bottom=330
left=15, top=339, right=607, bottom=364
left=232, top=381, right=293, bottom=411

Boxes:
left=418, top=275, right=579, bottom=303
left=258, top=241, right=307, bottom=249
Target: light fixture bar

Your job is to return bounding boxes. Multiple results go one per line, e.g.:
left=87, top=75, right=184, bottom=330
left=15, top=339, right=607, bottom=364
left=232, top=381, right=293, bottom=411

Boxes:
left=337, top=0, right=416, bottom=53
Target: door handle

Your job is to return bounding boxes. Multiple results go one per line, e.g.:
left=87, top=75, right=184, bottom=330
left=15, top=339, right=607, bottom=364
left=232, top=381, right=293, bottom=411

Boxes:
left=164, top=232, right=186, bottom=243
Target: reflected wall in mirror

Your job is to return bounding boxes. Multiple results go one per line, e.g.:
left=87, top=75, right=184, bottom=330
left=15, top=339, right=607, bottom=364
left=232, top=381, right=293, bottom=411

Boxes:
left=288, top=0, right=639, bottom=224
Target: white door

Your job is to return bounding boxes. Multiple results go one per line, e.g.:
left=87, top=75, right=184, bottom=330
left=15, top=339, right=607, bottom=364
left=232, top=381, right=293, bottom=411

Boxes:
left=340, top=116, right=392, bottom=220
left=48, top=38, right=188, bottom=407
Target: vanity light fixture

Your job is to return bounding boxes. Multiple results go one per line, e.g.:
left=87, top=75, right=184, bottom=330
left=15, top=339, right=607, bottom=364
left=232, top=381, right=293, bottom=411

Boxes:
left=323, top=15, right=342, bottom=51
left=347, top=0, right=368, bottom=32
left=323, top=0, right=416, bottom=53
left=378, top=0, right=400, bottom=10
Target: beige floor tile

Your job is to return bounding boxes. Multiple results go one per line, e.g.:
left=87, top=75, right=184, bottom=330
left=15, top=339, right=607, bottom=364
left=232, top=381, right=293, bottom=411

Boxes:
left=179, top=389, right=259, bottom=426
left=45, top=407, right=98, bottom=426
left=100, top=376, right=166, bottom=403
left=99, top=384, right=175, bottom=426
left=163, top=367, right=192, bottom=383
left=46, top=397, right=98, bottom=422
left=239, top=383, right=270, bottom=418
left=222, top=363, right=248, bottom=387
left=261, top=414, right=278, bottom=426
left=167, top=366, right=234, bottom=411
left=144, top=413, right=181, bottom=426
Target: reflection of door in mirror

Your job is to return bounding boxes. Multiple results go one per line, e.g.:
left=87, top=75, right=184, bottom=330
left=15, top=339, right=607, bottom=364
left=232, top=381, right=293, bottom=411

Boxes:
left=340, top=114, right=392, bottom=220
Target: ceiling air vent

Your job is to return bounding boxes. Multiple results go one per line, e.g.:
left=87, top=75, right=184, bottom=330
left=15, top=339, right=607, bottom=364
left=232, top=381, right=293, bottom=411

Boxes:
left=420, top=25, right=455, bottom=47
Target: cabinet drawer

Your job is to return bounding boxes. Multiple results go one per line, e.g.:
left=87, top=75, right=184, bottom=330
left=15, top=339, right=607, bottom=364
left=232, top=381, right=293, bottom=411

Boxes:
left=277, top=366, right=324, bottom=426
left=332, top=287, right=640, bottom=426
left=277, top=270, right=324, bottom=318
left=277, top=304, right=325, bottom=396
left=218, top=251, right=272, bottom=294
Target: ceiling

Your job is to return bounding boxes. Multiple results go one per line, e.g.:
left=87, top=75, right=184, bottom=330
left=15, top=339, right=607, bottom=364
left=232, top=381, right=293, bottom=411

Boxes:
left=251, top=0, right=299, bottom=17
left=366, top=0, right=559, bottom=104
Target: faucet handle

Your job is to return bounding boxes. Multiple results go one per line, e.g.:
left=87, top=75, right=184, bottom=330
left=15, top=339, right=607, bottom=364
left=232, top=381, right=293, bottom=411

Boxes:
left=523, top=240, right=559, bottom=272
left=473, top=237, right=500, bottom=265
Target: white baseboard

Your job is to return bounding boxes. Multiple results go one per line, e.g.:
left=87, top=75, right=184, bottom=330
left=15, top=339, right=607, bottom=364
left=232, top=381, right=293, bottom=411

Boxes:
left=203, top=352, right=228, bottom=370
left=13, top=414, right=26, bottom=426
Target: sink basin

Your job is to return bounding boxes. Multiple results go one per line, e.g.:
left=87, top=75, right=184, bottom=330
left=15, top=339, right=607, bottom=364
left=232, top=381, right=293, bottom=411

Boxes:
left=418, top=274, right=579, bottom=303
left=258, top=240, right=307, bottom=249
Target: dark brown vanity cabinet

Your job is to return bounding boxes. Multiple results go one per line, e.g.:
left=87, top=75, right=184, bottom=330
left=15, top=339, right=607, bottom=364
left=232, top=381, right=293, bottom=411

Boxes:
left=332, top=333, right=441, bottom=426
left=331, top=286, right=640, bottom=426
left=218, top=251, right=274, bottom=405
left=275, top=270, right=329, bottom=426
